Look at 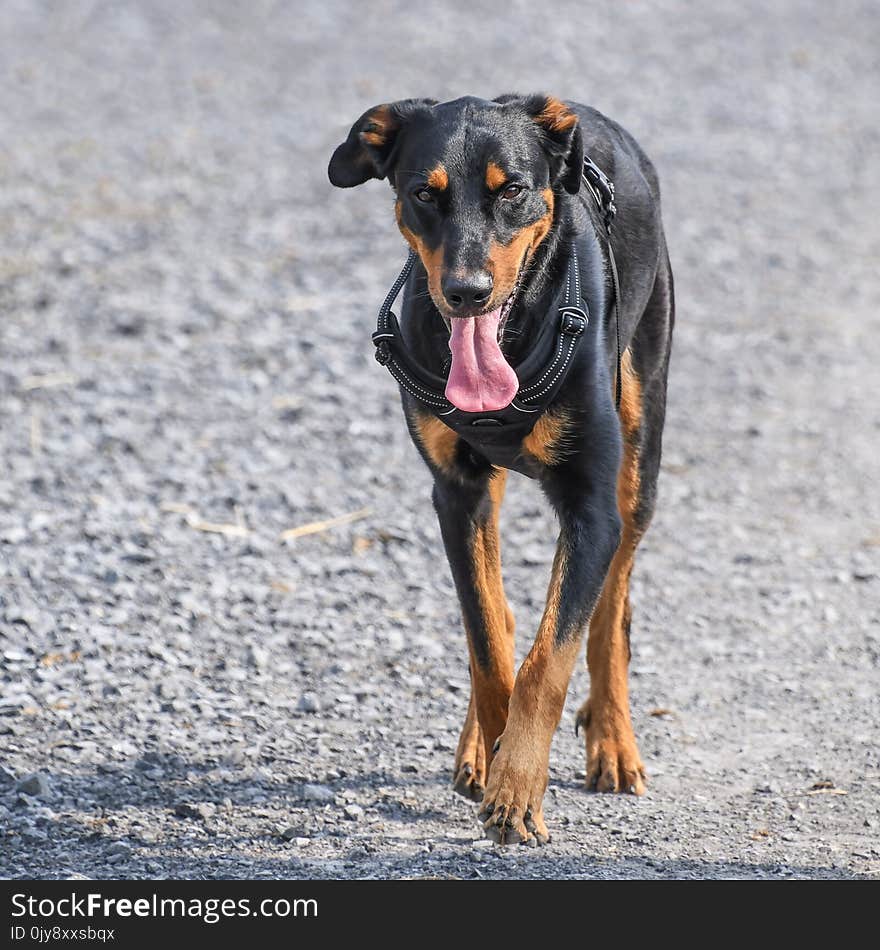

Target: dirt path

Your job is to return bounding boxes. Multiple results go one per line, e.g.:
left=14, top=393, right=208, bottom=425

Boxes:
left=1, top=1, right=878, bottom=879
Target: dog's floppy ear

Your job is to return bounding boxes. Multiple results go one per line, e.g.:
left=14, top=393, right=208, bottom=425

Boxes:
left=328, top=99, right=436, bottom=188
left=500, top=94, right=584, bottom=195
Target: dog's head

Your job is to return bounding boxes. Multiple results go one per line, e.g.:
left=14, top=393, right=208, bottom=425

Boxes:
left=328, top=94, right=583, bottom=321
left=328, top=95, right=583, bottom=413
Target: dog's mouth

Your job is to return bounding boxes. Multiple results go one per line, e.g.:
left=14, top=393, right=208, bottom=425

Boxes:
left=443, top=283, right=521, bottom=414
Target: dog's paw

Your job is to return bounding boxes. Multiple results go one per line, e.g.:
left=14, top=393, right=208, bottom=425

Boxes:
left=575, top=699, right=647, bottom=795
left=453, top=761, right=485, bottom=802
left=453, top=709, right=486, bottom=802
left=476, top=737, right=550, bottom=846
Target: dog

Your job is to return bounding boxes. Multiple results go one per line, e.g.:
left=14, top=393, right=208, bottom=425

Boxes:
left=328, top=94, right=674, bottom=845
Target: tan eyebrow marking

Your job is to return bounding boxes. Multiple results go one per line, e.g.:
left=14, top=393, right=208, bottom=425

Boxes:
left=486, top=161, right=507, bottom=190
left=426, top=164, right=449, bottom=190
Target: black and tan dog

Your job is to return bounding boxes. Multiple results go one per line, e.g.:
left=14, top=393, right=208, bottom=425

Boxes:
left=328, top=94, right=674, bottom=845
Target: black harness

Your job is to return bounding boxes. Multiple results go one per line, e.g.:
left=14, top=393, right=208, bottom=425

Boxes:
left=371, top=156, right=621, bottom=476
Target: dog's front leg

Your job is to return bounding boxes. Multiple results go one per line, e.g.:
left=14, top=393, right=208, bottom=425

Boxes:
left=478, top=485, right=621, bottom=845
left=432, top=469, right=515, bottom=802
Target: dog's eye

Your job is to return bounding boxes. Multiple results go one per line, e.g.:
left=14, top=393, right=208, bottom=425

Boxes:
left=500, top=184, right=524, bottom=200
left=414, top=188, right=434, bottom=204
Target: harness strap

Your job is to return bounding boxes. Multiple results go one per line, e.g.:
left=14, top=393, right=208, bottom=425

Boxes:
left=372, top=245, right=588, bottom=424
left=582, top=156, right=622, bottom=410
left=608, top=242, right=623, bottom=410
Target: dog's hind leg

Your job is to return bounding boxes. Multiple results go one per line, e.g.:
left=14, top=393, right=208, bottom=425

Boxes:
left=573, top=365, right=647, bottom=793
left=576, top=256, right=674, bottom=794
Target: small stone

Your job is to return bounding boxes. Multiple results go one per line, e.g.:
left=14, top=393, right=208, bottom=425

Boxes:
left=385, top=630, right=405, bottom=651
left=0, top=693, right=37, bottom=713
left=302, top=783, right=334, bottom=803
left=247, top=644, right=269, bottom=669
left=280, top=826, right=305, bottom=841
left=112, top=312, right=146, bottom=337
left=174, top=802, right=217, bottom=820
left=16, top=772, right=53, bottom=800
left=297, top=693, right=320, bottom=713
left=106, top=842, right=133, bottom=858
left=0, top=765, right=16, bottom=788
left=343, top=804, right=364, bottom=821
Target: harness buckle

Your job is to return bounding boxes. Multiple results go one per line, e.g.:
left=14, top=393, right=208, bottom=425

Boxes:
left=372, top=330, right=395, bottom=366
left=582, top=157, right=617, bottom=233
left=559, top=306, right=588, bottom=336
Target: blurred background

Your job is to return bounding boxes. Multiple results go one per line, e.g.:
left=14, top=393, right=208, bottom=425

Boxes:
left=0, top=0, right=878, bottom=879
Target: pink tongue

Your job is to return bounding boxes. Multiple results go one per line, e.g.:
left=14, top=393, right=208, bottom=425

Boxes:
left=445, top=309, right=519, bottom=413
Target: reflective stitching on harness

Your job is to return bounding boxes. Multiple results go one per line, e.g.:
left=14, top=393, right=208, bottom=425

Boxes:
left=517, top=338, right=566, bottom=395
left=518, top=337, right=577, bottom=402
left=387, top=360, right=449, bottom=408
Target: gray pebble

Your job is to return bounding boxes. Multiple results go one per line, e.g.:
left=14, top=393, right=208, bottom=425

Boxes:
left=16, top=772, right=53, bottom=800
left=247, top=644, right=270, bottom=669
left=106, top=842, right=133, bottom=858
left=174, top=802, right=217, bottom=821
left=302, top=784, right=335, bottom=803
left=297, top=693, right=321, bottom=713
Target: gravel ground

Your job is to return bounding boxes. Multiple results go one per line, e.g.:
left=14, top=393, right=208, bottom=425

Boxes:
left=1, top=1, right=878, bottom=881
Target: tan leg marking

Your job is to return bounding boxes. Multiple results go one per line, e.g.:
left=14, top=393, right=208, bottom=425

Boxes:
left=413, top=412, right=458, bottom=474
left=453, top=471, right=516, bottom=800
left=453, top=686, right=486, bottom=801
left=478, top=543, right=580, bottom=845
left=521, top=407, right=573, bottom=467
left=575, top=348, right=647, bottom=794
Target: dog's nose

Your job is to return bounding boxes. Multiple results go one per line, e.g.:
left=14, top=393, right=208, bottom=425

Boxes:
left=442, top=272, right=493, bottom=312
